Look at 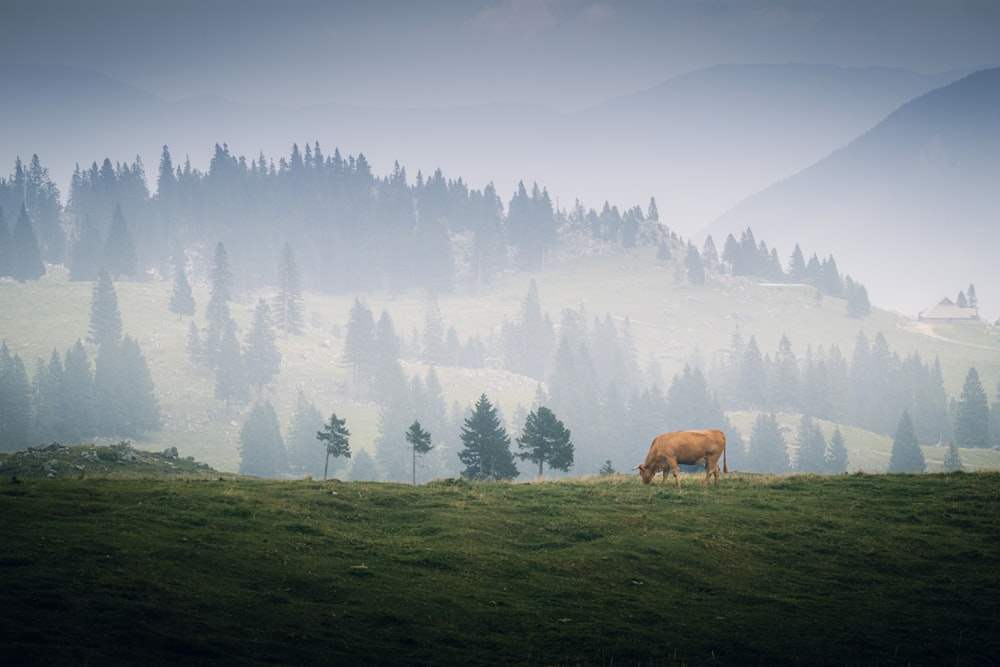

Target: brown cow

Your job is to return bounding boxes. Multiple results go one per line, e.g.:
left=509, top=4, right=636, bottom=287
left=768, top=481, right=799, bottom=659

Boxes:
left=634, top=429, right=727, bottom=489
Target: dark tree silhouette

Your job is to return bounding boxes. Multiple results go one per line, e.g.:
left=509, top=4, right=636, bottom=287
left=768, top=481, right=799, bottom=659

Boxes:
left=239, top=401, right=287, bottom=477
left=954, top=367, right=990, bottom=448
left=102, top=204, right=137, bottom=280
left=204, top=242, right=234, bottom=366
left=317, top=411, right=351, bottom=480
left=87, top=268, right=123, bottom=347
left=405, top=420, right=433, bottom=485
left=11, top=205, right=45, bottom=282
left=169, top=262, right=195, bottom=319
left=458, top=394, right=518, bottom=481
left=274, top=242, right=304, bottom=338
left=889, top=410, right=925, bottom=473
left=516, top=406, right=574, bottom=477
left=243, top=298, right=281, bottom=395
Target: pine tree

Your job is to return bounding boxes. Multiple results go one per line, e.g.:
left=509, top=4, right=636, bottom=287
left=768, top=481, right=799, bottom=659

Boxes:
left=317, top=411, right=351, bottom=480
left=243, top=298, right=281, bottom=395
left=954, top=367, right=990, bottom=448
left=943, top=441, right=964, bottom=472
left=684, top=243, right=706, bottom=286
left=214, top=321, right=248, bottom=408
left=0, top=343, right=33, bottom=451
left=87, top=268, right=123, bottom=347
left=69, top=215, right=103, bottom=282
left=343, top=298, right=376, bottom=398
left=516, top=406, right=574, bottom=477
left=738, top=336, right=767, bottom=409
left=11, top=204, right=45, bottom=282
left=274, top=242, right=304, bottom=337
left=794, top=414, right=827, bottom=473
left=747, top=412, right=789, bottom=474
left=966, top=284, right=978, bottom=314
left=458, top=394, right=519, bottom=481
left=31, top=350, right=62, bottom=444
left=285, top=390, right=325, bottom=477
left=239, top=401, right=288, bottom=478
left=373, top=310, right=404, bottom=396
left=93, top=336, right=160, bottom=437
left=169, top=262, right=195, bottom=319
left=405, top=420, right=434, bottom=485
left=203, top=242, right=234, bottom=366
left=102, top=204, right=137, bottom=280
left=889, top=410, right=925, bottom=473
left=0, top=207, right=11, bottom=278
left=373, top=373, right=415, bottom=483
left=58, top=340, right=96, bottom=441
left=787, top=244, right=807, bottom=282
left=770, top=334, right=799, bottom=413
left=186, top=321, right=203, bottom=366
left=825, top=427, right=849, bottom=474
left=845, top=278, right=871, bottom=318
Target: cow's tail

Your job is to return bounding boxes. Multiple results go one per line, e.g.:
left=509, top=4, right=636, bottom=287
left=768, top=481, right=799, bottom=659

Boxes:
left=722, top=433, right=728, bottom=473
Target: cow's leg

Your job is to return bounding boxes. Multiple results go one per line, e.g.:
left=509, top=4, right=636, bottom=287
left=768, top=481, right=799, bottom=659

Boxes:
left=671, top=463, right=681, bottom=489
left=706, top=455, right=719, bottom=487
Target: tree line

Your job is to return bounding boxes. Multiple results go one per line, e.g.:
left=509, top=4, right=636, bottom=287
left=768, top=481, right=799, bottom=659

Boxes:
left=0, top=271, right=160, bottom=452
left=0, top=146, right=660, bottom=295
left=238, top=391, right=574, bottom=484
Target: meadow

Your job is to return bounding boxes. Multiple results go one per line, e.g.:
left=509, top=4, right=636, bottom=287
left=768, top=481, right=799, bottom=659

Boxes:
left=3, top=246, right=1000, bottom=475
left=2, top=469, right=998, bottom=665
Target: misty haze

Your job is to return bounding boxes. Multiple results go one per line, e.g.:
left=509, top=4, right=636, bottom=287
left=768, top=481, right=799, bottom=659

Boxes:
left=2, top=2, right=1000, bottom=665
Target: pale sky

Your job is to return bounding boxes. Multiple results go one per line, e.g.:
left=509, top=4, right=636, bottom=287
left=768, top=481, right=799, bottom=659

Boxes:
left=4, top=0, right=999, bottom=112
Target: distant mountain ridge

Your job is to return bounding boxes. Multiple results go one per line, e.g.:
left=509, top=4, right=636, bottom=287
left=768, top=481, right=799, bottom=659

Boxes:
left=0, top=62, right=986, bottom=316
left=705, top=67, right=1000, bottom=319
left=1, top=62, right=959, bottom=211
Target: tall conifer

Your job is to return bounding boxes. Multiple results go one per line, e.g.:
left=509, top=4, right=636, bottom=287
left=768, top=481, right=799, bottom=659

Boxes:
left=274, top=242, right=304, bottom=337
left=102, top=204, right=137, bottom=280
left=87, top=268, right=123, bottom=347
left=239, top=401, right=287, bottom=477
left=11, top=205, right=45, bottom=282
left=954, top=367, right=990, bottom=448
left=169, top=262, right=195, bottom=319
left=889, top=410, right=925, bottom=473
left=458, top=394, right=518, bottom=481
left=244, top=298, right=281, bottom=395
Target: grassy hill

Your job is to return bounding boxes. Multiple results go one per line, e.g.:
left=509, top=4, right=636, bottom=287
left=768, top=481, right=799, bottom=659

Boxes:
left=2, top=246, right=1000, bottom=474
left=2, top=472, right=998, bottom=665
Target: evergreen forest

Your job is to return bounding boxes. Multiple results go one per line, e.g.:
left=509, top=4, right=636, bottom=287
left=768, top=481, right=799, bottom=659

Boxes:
left=1, top=147, right=998, bottom=481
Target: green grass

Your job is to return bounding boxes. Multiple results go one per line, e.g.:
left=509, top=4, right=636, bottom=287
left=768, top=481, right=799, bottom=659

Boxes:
left=3, top=248, right=1000, bottom=474
left=2, top=472, right=998, bottom=665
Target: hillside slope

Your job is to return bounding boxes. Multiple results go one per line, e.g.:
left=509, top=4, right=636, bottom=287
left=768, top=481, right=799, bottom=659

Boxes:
left=707, top=67, right=1000, bottom=319
left=3, top=248, right=999, bottom=474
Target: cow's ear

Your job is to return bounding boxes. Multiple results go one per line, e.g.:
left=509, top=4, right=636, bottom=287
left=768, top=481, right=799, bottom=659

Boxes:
left=633, top=465, right=643, bottom=471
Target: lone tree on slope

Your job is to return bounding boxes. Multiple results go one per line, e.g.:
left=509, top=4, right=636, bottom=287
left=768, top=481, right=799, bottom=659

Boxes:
left=317, top=411, right=351, bottom=480
left=516, top=406, right=574, bottom=477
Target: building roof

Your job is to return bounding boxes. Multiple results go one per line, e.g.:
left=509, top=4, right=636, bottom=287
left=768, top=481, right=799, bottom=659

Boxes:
left=918, top=297, right=978, bottom=321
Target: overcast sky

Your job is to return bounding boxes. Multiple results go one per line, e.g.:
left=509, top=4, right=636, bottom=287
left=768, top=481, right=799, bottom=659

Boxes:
left=5, top=0, right=1000, bottom=112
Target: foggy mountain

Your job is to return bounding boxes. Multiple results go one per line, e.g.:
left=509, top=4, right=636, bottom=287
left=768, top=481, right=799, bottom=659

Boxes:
left=1, top=62, right=961, bottom=230
left=705, top=67, right=1000, bottom=320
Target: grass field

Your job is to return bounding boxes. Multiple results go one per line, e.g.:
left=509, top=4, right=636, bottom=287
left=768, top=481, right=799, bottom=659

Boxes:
left=2, top=470, right=998, bottom=665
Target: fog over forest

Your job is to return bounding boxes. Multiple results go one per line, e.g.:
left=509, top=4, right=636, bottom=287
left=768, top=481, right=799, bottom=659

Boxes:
left=2, top=1, right=1000, bottom=481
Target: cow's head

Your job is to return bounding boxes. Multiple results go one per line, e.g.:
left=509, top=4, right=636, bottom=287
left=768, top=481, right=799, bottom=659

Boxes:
left=634, top=464, right=655, bottom=485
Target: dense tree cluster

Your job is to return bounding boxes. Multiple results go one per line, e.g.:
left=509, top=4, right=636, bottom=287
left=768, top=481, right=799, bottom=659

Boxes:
left=2, top=147, right=666, bottom=295
left=0, top=335, right=159, bottom=451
